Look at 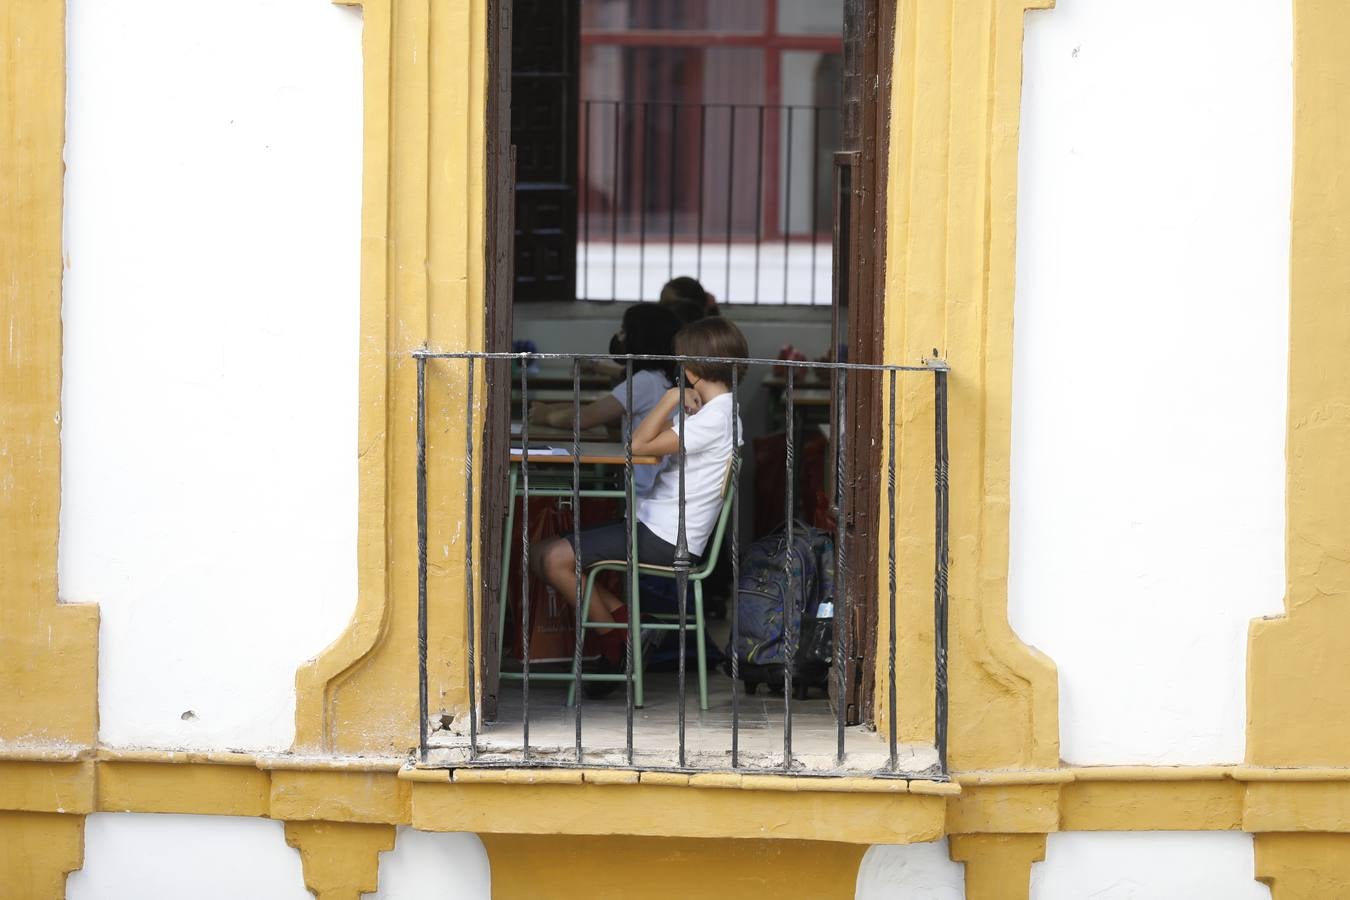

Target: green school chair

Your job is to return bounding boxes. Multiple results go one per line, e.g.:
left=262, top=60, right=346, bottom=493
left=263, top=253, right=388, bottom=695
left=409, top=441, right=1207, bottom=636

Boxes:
left=569, top=478, right=736, bottom=712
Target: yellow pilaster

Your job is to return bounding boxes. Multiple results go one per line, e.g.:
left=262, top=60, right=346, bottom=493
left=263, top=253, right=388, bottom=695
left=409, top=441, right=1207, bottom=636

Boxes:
left=1243, top=0, right=1350, bottom=892
left=1255, top=834, right=1350, bottom=900
left=0, top=812, right=85, bottom=900
left=882, top=0, right=1058, bottom=768
left=950, top=834, right=1046, bottom=900
left=293, top=0, right=488, bottom=757
left=284, top=820, right=397, bottom=900
left=0, top=0, right=99, bottom=752
left=1246, top=0, right=1350, bottom=769
left=1, top=1, right=97, bottom=889
left=479, top=834, right=867, bottom=900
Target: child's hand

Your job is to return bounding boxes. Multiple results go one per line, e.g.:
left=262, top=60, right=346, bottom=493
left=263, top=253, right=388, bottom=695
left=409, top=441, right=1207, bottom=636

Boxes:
left=664, top=387, right=702, bottom=417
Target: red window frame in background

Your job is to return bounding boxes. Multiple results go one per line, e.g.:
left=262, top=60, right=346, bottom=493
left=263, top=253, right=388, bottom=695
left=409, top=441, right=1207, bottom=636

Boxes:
left=581, top=1, right=843, bottom=242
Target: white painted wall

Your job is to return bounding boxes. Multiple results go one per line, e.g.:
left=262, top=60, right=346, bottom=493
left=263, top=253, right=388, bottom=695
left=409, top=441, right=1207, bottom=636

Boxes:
left=855, top=841, right=964, bottom=899
left=373, top=828, right=491, bottom=899
left=68, top=814, right=310, bottom=899
left=1032, top=833, right=1269, bottom=899
left=60, top=0, right=363, bottom=750
left=1009, top=0, right=1292, bottom=764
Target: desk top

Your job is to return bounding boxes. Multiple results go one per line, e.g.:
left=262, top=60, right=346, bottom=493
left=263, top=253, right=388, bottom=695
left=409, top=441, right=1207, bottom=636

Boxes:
left=510, top=442, right=660, bottom=466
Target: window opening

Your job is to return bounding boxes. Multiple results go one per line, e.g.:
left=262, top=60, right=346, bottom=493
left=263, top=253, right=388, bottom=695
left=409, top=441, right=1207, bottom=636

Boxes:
left=467, top=0, right=918, bottom=777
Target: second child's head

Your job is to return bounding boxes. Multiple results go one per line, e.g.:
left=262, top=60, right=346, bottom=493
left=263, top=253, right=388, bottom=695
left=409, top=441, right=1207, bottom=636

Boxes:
left=660, top=276, right=717, bottom=325
left=673, top=317, right=749, bottom=388
left=616, top=302, right=681, bottom=378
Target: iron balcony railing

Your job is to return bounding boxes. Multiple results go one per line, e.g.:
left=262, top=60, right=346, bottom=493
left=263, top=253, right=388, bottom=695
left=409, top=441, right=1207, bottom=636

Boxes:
left=414, top=350, right=950, bottom=780
left=578, top=101, right=840, bottom=306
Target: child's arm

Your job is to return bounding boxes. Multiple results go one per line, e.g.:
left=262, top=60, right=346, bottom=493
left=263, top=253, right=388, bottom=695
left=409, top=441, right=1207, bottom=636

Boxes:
left=630, top=388, right=701, bottom=457
left=528, top=396, right=624, bottom=430
left=584, top=358, right=624, bottom=380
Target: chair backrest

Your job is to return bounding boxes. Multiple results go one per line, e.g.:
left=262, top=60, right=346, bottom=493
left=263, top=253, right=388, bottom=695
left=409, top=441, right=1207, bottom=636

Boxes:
left=692, top=461, right=738, bottom=578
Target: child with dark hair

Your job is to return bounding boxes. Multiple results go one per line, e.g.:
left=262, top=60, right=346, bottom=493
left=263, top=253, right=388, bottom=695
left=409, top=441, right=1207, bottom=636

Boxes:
left=534, top=317, right=748, bottom=688
left=660, top=275, right=719, bottom=321
left=529, top=302, right=681, bottom=498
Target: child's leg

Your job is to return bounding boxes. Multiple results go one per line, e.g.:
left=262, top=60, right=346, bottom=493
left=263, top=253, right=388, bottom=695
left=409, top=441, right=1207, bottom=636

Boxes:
left=537, top=534, right=625, bottom=629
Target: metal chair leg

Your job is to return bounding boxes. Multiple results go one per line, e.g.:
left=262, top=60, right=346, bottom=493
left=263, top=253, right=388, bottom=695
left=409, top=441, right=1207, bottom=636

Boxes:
left=694, top=581, right=709, bottom=711
left=566, top=566, right=644, bottom=708
left=567, top=568, right=601, bottom=708
left=497, top=467, right=518, bottom=663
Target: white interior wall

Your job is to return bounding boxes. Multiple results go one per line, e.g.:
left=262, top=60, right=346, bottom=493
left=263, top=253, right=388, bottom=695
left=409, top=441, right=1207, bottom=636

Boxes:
left=514, top=302, right=832, bottom=442
left=60, top=0, right=364, bottom=750
left=855, top=841, right=964, bottom=900
left=67, top=814, right=310, bottom=900
left=372, top=828, right=491, bottom=899
left=1032, top=833, right=1269, bottom=900
left=1009, top=0, right=1292, bottom=764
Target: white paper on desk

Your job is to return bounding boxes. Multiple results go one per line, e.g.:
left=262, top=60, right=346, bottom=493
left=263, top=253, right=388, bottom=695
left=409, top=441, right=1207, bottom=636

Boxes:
left=510, top=445, right=568, bottom=456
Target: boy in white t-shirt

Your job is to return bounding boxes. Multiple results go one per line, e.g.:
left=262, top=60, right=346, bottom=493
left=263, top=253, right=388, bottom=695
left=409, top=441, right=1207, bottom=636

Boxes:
left=528, top=302, right=679, bottom=497
left=534, top=317, right=748, bottom=687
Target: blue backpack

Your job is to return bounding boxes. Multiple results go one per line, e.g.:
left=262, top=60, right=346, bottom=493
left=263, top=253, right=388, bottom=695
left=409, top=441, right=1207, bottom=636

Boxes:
left=725, top=523, right=836, bottom=668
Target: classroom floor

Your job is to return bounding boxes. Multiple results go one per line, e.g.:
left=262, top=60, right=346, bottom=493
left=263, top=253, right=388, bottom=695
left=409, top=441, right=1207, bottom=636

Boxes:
left=426, top=635, right=938, bottom=776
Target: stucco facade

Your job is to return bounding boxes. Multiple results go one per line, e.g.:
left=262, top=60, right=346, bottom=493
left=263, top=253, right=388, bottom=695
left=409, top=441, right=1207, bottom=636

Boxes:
left=4, top=0, right=1350, bottom=896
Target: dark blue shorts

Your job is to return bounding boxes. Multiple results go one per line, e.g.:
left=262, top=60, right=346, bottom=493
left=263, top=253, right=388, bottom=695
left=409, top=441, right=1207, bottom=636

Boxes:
left=566, top=520, right=700, bottom=569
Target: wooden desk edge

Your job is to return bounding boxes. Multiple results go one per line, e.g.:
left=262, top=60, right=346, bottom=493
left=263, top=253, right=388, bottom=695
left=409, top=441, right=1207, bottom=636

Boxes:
left=510, top=452, right=661, bottom=466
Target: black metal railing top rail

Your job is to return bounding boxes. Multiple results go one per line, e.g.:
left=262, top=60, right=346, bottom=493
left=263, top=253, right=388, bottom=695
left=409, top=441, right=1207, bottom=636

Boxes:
left=578, top=101, right=840, bottom=306
left=414, top=350, right=950, bottom=780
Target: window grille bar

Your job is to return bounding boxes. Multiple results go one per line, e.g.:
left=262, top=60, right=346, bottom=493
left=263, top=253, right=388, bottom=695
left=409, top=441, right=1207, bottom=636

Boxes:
left=582, top=101, right=590, bottom=299
left=730, top=365, right=742, bottom=768
left=833, top=365, right=847, bottom=766
left=753, top=106, right=765, bottom=305
left=571, top=358, right=584, bottom=762
left=465, top=356, right=478, bottom=758
left=638, top=101, right=649, bottom=301
left=887, top=369, right=898, bottom=772
left=416, top=355, right=429, bottom=764
left=934, top=367, right=950, bottom=776
left=519, top=360, right=531, bottom=760
left=724, top=105, right=736, bottom=304
left=696, top=104, right=706, bottom=282
left=668, top=103, right=678, bottom=283
left=810, top=108, right=821, bottom=306
left=675, top=366, right=690, bottom=769
left=782, top=105, right=794, bottom=306
left=624, top=358, right=636, bottom=764
left=611, top=100, right=621, bottom=302
left=783, top=367, right=795, bottom=770
left=415, top=350, right=934, bottom=374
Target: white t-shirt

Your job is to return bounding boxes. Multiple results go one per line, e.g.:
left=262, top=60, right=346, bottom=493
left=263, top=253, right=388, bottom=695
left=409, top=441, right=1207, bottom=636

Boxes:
left=611, top=368, right=672, bottom=498
left=638, top=392, right=742, bottom=558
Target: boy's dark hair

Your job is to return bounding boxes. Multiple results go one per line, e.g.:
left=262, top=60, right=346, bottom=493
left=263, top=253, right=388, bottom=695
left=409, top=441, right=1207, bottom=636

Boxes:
left=673, top=317, right=748, bottom=385
left=621, top=302, right=681, bottom=376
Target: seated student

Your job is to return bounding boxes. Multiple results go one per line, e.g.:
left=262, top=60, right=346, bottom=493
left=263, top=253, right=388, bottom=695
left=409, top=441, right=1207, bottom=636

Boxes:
left=528, top=302, right=680, bottom=498
left=534, top=317, right=748, bottom=689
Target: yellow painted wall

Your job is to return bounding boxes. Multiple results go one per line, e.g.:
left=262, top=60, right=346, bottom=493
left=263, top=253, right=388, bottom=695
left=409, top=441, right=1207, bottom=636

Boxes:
left=879, top=0, right=1059, bottom=770
left=3, top=0, right=1350, bottom=895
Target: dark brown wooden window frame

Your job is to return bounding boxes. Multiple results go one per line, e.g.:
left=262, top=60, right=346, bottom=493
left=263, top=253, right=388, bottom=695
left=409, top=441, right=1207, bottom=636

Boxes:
left=480, top=0, right=892, bottom=728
